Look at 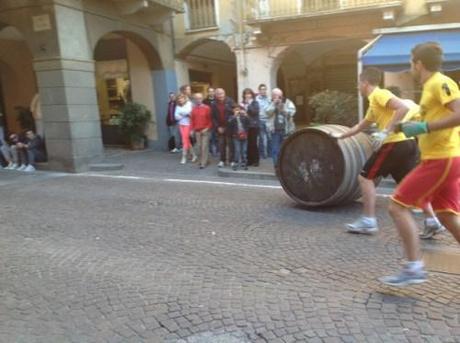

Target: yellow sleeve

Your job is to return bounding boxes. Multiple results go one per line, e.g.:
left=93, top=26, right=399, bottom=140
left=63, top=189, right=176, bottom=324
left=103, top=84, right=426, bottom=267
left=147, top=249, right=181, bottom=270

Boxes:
left=364, top=107, right=375, bottom=122
left=374, top=89, right=394, bottom=108
left=404, top=105, right=421, bottom=121
left=437, top=77, right=460, bottom=106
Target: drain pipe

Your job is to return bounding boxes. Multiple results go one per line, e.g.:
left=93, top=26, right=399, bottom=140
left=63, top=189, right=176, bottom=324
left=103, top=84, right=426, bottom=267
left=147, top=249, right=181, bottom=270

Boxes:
left=357, top=35, right=381, bottom=121
left=239, top=0, right=248, bottom=98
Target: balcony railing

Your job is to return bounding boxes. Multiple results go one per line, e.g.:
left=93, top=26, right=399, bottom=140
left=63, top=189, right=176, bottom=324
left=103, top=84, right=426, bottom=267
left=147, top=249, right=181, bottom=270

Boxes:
left=186, top=0, right=217, bottom=30
left=247, top=0, right=401, bottom=21
left=112, top=0, right=184, bottom=15
left=151, top=0, right=184, bottom=12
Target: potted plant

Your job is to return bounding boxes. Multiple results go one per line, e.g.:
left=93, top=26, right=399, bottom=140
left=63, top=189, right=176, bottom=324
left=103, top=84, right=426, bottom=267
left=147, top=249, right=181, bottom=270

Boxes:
left=119, top=102, right=152, bottom=150
left=308, top=90, right=358, bottom=127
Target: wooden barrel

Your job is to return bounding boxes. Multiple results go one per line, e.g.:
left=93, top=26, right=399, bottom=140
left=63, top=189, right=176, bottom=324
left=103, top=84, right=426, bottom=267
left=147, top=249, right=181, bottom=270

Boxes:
left=277, top=124, right=373, bottom=207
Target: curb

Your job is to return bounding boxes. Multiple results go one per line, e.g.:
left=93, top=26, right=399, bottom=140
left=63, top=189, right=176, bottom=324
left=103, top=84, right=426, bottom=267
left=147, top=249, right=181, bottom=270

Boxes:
left=89, top=163, right=124, bottom=172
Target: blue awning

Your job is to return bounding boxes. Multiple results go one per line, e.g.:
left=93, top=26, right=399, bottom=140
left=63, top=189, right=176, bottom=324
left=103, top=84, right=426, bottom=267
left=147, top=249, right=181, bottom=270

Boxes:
left=362, top=30, right=460, bottom=72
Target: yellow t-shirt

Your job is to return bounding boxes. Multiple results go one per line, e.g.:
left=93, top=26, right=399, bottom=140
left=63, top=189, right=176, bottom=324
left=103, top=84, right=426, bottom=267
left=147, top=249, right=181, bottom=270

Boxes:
left=365, top=87, right=409, bottom=144
left=418, top=72, right=460, bottom=160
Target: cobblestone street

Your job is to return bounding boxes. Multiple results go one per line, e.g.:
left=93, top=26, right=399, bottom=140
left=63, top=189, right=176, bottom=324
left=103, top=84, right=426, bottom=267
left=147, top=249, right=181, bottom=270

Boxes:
left=0, top=160, right=459, bottom=342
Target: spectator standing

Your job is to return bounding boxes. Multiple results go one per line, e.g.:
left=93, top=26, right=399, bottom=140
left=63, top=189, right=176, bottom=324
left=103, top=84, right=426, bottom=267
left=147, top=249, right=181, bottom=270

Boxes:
left=166, top=92, right=181, bottom=152
left=204, top=87, right=218, bottom=157
left=174, top=94, right=197, bottom=164
left=211, top=88, right=235, bottom=167
left=228, top=105, right=250, bottom=171
left=240, top=88, right=260, bottom=166
left=180, top=84, right=192, bottom=101
left=190, top=93, right=213, bottom=169
left=256, top=84, right=272, bottom=159
left=380, top=42, right=460, bottom=286
left=266, top=88, right=296, bottom=167
left=203, top=87, right=215, bottom=106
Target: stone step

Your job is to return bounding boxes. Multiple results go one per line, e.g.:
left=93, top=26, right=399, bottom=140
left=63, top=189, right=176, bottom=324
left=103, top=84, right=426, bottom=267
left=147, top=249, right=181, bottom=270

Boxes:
left=89, top=163, right=124, bottom=172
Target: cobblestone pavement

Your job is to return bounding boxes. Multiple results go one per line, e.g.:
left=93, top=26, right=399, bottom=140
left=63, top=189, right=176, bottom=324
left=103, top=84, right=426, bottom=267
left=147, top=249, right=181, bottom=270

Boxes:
left=0, top=168, right=459, bottom=343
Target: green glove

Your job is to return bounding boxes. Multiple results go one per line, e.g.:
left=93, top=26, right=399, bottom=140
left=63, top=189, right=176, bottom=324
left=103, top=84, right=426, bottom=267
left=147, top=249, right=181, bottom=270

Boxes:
left=397, top=121, right=429, bottom=137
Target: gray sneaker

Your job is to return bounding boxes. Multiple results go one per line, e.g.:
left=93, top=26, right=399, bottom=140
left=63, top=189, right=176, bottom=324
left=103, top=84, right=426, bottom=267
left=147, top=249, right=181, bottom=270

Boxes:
left=379, top=267, right=427, bottom=287
left=420, top=220, right=446, bottom=240
left=345, top=217, right=378, bottom=234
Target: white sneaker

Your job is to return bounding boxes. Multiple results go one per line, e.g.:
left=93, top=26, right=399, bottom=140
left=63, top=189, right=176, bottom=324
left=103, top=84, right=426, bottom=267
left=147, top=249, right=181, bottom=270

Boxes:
left=345, top=217, right=379, bottom=234
left=4, top=162, right=15, bottom=170
left=420, top=219, right=446, bottom=240
left=217, top=161, right=224, bottom=168
left=23, top=165, right=36, bottom=172
left=379, top=266, right=427, bottom=287
left=17, top=164, right=27, bottom=171
left=191, top=155, right=198, bottom=163
left=180, top=156, right=186, bottom=164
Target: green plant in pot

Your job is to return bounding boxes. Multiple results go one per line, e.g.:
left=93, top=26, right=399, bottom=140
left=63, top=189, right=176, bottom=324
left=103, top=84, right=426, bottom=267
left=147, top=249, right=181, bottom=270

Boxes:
left=308, top=90, right=358, bottom=127
left=120, top=102, right=152, bottom=150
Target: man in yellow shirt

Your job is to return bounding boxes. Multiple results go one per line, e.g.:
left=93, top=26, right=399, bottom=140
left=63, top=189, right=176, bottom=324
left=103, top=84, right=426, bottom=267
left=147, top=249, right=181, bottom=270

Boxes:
left=334, top=68, right=443, bottom=236
left=381, top=42, right=460, bottom=286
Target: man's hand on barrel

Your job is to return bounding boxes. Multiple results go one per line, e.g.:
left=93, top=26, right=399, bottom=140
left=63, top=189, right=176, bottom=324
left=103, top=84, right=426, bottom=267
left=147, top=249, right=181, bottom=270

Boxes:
left=370, top=129, right=389, bottom=151
left=395, top=121, right=430, bottom=137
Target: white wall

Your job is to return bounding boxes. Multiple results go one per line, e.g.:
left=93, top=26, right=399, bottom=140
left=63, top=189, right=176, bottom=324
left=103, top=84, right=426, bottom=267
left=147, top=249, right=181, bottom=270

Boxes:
left=384, top=71, right=417, bottom=100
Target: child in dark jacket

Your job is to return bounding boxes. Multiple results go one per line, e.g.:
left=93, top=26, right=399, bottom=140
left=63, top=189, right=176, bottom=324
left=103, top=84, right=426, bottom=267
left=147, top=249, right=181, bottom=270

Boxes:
left=228, top=105, right=250, bottom=170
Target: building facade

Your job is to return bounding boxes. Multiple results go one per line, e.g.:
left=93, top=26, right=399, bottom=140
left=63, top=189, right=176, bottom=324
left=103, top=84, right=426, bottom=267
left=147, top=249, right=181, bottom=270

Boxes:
left=0, top=0, right=182, bottom=172
left=174, top=0, right=460, bottom=124
left=1, top=0, right=459, bottom=172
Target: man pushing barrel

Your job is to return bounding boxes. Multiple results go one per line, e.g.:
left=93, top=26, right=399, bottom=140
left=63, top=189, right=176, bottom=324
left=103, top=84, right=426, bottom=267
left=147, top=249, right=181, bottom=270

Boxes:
left=331, top=67, right=443, bottom=238
left=380, top=42, right=460, bottom=286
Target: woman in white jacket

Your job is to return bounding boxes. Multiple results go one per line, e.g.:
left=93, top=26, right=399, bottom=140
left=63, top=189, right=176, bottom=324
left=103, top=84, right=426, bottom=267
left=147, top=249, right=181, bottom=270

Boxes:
left=175, top=94, right=197, bottom=164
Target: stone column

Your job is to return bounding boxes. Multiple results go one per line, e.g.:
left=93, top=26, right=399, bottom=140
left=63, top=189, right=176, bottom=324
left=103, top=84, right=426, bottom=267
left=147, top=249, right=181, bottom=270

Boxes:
left=150, top=69, right=178, bottom=151
left=35, top=59, right=103, bottom=172
left=34, top=3, right=103, bottom=172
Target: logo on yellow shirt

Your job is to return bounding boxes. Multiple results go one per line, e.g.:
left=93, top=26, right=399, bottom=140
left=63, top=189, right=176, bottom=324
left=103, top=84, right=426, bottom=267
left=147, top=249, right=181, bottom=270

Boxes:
left=442, top=83, right=451, bottom=96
